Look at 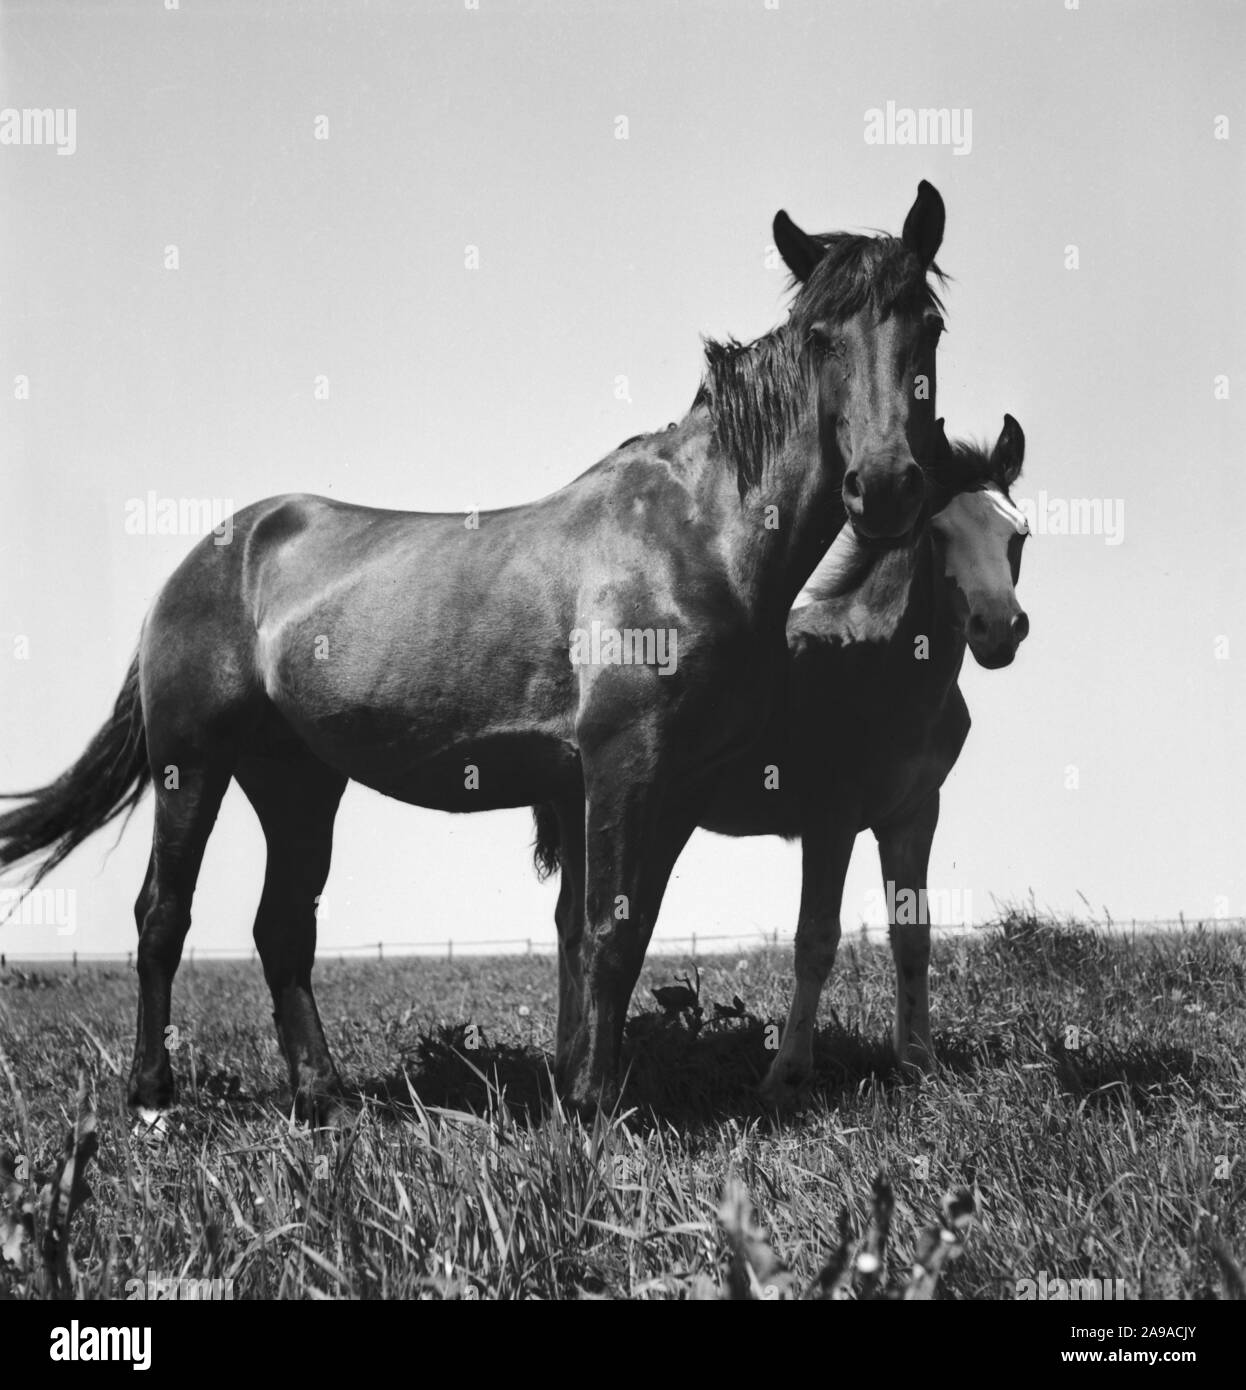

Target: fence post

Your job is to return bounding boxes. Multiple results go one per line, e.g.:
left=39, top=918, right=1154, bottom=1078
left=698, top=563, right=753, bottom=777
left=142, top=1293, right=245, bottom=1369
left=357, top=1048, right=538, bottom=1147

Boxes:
left=527, top=938, right=532, bottom=956
left=72, top=951, right=78, bottom=974
left=447, top=939, right=453, bottom=961
left=690, top=932, right=697, bottom=959
left=127, top=951, right=132, bottom=969
left=377, top=941, right=383, bottom=961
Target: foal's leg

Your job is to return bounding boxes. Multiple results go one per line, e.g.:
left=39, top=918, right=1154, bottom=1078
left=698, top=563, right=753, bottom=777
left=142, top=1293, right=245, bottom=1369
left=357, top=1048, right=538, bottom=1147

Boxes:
left=566, top=747, right=697, bottom=1113
left=876, top=790, right=939, bottom=1070
left=551, top=799, right=586, bottom=1090
left=760, top=811, right=857, bottom=1105
left=128, top=752, right=234, bottom=1116
left=234, top=753, right=347, bottom=1120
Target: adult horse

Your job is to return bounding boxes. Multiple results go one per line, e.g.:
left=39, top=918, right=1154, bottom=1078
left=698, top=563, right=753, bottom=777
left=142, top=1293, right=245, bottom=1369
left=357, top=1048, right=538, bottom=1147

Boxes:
left=0, top=183, right=948, bottom=1120
left=533, top=416, right=1029, bottom=1102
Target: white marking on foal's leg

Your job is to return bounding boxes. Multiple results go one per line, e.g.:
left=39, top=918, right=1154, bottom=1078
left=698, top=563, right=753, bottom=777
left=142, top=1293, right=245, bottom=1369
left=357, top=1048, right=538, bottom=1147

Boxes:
left=893, top=958, right=933, bottom=1067
left=761, top=912, right=843, bottom=1102
left=889, top=921, right=934, bottom=1070
left=762, top=977, right=821, bottom=1096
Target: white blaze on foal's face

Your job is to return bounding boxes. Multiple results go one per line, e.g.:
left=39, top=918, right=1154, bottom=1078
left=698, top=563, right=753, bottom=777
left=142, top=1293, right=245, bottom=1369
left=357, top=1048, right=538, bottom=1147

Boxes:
left=932, top=485, right=1030, bottom=669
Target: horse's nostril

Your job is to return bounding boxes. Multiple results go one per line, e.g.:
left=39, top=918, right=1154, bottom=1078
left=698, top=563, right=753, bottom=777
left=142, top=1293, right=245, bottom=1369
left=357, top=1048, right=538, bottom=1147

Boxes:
left=843, top=470, right=863, bottom=500
left=1012, top=612, right=1030, bottom=644
left=900, top=462, right=923, bottom=495
left=968, top=614, right=988, bottom=641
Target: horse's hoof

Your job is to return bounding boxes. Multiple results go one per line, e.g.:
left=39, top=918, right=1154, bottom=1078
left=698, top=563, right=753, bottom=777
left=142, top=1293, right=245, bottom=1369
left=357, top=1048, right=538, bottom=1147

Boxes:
left=312, top=1096, right=352, bottom=1129
left=758, top=1068, right=808, bottom=1112
left=896, top=1046, right=937, bottom=1077
left=294, top=1085, right=350, bottom=1129
left=563, top=1074, right=619, bottom=1125
left=131, top=1107, right=173, bottom=1145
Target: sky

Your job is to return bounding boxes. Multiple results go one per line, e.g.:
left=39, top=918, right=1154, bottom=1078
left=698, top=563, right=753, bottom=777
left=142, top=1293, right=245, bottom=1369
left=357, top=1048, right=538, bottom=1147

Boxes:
left=1, top=0, right=1243, bottom=960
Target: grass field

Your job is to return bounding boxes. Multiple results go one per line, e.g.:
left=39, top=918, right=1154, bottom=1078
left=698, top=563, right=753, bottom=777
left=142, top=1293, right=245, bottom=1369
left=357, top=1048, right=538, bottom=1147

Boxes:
left=1, top=912, right=1244, bottom=1300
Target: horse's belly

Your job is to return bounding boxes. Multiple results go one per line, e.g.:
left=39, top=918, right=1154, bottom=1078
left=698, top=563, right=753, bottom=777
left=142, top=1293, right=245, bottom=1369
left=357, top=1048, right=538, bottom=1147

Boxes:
left=257, top=600, right=581, bottom=807
left=286, top=719, right=581, bottom=811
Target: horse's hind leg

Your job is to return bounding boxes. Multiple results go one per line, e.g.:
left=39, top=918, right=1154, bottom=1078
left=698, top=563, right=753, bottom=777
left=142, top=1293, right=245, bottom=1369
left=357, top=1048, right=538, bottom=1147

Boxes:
left=128, top=753, right=234, bottom=1116
left=233, top=753, right=347, bottom=1120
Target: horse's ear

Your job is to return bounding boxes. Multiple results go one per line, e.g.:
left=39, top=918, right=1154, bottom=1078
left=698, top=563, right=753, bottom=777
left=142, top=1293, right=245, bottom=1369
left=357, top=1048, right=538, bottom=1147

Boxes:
left=901, top=180, right=945, bottom=269
left=773, top=210, right=825, bottom=284
left=992, top=413, right=1025, bottom=486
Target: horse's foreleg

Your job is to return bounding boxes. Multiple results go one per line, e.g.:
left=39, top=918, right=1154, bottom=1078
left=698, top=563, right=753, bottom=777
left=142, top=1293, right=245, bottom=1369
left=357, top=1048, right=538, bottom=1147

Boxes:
left=567, top=750, right=695, bottom=1115
left=761, top=808, right=857, bottom=1106
left=234, top=754, right=347, bottom=1121
left=877, top=791, right=940, bottom=1070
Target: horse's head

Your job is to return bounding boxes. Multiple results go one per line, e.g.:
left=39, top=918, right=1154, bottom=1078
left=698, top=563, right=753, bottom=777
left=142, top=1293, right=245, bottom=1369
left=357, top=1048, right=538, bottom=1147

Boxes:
left=931, top=414, right=1030, bottom=669
left=774, top=180, right=946, bottom=541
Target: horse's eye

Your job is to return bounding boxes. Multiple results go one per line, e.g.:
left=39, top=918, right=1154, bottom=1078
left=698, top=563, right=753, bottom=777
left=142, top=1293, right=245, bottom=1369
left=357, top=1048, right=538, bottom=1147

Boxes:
left=809, top=324, right=841, bottom=357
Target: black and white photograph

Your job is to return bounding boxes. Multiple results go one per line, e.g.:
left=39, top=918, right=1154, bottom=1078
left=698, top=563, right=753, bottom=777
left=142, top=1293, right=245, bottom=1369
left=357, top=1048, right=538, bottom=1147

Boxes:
left=0, top=0, right=1243, bottom=1341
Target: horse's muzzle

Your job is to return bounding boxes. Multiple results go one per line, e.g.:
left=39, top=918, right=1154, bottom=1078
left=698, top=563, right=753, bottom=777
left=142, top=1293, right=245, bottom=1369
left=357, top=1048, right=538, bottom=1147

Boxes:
left=843, top=460, right=925, bottom=540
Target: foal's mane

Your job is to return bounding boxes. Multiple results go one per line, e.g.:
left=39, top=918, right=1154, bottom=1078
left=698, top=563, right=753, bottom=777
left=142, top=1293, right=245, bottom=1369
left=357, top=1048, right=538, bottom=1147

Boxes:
left=696, top=232, right=946, bottom=497
left=929, top=436, right=1012, bottom=508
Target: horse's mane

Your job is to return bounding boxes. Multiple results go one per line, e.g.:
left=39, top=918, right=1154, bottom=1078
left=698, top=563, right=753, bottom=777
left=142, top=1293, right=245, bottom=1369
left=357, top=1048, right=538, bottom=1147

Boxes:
left=696, top=232, right=946, bottom=497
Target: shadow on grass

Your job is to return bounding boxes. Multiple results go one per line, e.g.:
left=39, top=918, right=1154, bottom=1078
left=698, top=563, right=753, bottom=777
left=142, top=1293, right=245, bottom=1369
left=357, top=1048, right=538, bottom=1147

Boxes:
left=1048, top=1037, right=1203, bottom=1111
left=357, top=1023, right=554, bottom=1122
left=347, top=1012, right=1006, bottom=1131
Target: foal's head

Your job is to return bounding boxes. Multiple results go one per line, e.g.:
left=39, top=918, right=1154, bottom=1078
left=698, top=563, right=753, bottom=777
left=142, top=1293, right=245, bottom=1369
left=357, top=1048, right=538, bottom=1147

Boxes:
left=775, top=180, right=947, bottom=540
left=930, top=415, right=1031, bottom=669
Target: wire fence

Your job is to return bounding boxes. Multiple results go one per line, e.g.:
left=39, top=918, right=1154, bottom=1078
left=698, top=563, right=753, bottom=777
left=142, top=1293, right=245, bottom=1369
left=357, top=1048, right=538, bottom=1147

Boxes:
left=1, top=916, right=1242, bottom=969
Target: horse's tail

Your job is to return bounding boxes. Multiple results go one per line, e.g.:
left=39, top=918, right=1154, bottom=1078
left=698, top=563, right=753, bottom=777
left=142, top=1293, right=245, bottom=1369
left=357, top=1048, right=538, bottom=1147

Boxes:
left=531, top=803, right=562, bottom=881
left=0, top=651, right=150, bottom=892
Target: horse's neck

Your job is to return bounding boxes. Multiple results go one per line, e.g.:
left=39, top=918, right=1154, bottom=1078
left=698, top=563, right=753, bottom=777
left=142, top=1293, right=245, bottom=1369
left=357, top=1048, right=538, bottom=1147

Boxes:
left=692, top=410, right=844, bottom=627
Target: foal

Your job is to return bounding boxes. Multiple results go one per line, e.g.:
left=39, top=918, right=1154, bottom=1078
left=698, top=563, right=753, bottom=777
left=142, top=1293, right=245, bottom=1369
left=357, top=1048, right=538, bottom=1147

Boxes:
left=534, top=416, right=1030, bottom=1101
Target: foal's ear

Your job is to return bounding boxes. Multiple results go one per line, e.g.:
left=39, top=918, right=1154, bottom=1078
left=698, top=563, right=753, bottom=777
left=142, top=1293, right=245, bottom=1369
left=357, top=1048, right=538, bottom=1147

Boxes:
left=773, top=210, right=825, bottom=284
left=901, top=180, right=945, bottom=269
left=991, top=413, right=1025, bottom=486
left=933, top=415, right=950, bottom=455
